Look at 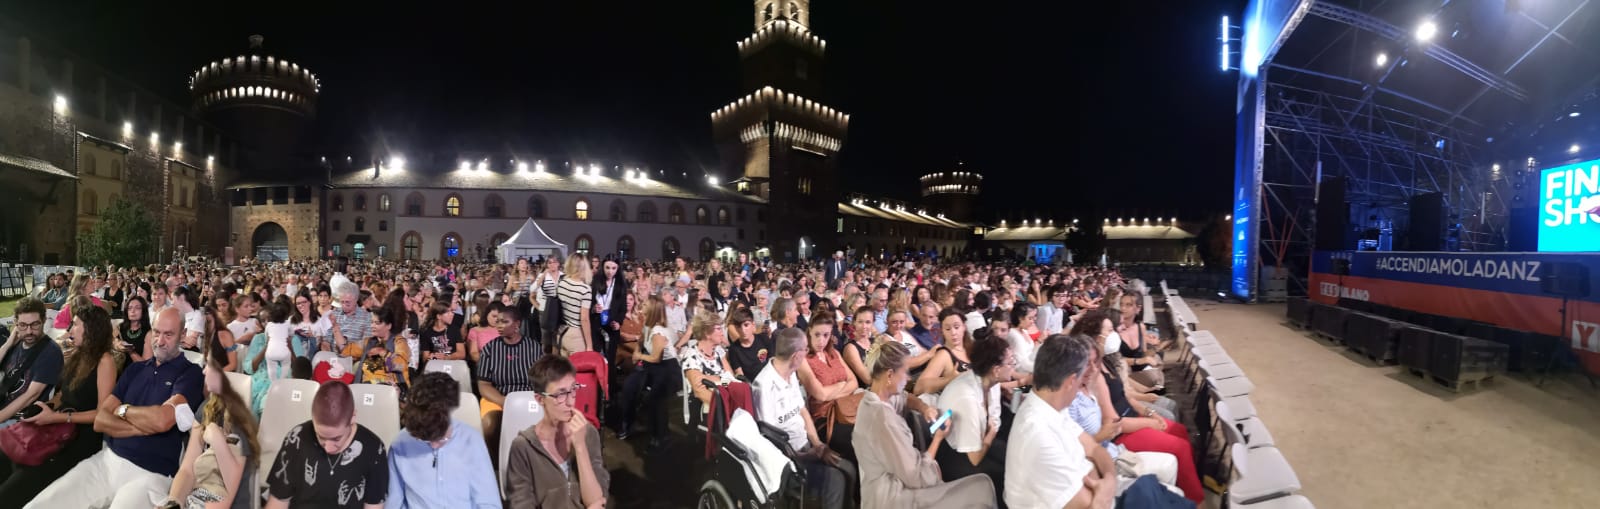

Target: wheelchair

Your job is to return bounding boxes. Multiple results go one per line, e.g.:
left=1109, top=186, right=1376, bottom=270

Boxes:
left=685, top=378, right=807, bottom=509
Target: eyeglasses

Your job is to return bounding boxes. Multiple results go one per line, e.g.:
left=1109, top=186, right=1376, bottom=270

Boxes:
left=541, top=383, right=587, bottom=402
left=13, top=320, right=43, bottom=331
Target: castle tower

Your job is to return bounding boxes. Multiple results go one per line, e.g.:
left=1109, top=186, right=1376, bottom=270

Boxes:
left=189, top=35, right=319, bottom=173
left=920, top=163, right=983, bottom=223
left=712, top=0, right=847, bottom=261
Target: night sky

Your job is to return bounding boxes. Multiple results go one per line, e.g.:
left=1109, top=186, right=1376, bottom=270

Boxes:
left=8, top=0, right=1245, bottom=221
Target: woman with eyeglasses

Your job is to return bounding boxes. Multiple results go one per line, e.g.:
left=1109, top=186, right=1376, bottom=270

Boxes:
left=117, top=295, right=152, bottom=364
left=291, top=289, right=331, bottom=358
left=506, top=356, right=609, bottom=509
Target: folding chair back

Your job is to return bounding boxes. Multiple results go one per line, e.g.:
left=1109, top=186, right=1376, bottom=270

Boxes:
left=423, top=359, right=473, bottom=392
left=498, top=391, right=545, bottom=498
left=256, top=379, right=321, bottom=489
left=348, top=383, right=402, bottom=444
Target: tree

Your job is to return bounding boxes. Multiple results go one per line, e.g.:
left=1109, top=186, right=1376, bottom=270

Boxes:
left=1065, top=221, right=1107, bottom=265
left=77, top=197, right=159, bottom=267
left=1196, top=217, right=1232, bottom=269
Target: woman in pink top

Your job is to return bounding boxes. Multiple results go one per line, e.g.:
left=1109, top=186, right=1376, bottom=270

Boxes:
left=466, top=302, right=503, bottom=364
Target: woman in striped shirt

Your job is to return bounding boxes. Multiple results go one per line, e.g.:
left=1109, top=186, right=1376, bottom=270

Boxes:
left=555, top=256, right=594, bottom=356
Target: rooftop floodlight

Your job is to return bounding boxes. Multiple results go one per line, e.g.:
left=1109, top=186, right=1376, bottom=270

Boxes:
left=390, top=156, right=406, bottom=170
left=458, top=161, right=471, bottom=171
left=517, top=161, right=529, bottom=172
left=53, top=94, right=67, bottom=114
left=1416, top=20, right=1438, bottom=42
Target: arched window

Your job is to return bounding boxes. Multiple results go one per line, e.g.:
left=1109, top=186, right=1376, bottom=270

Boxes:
left=637, top=201, right=658, bottom=222
left=609, top=199, right=627, bottom=222
left=404, top=192, right=424, bottom=216
left=695, top=206, right=709, bottom=225
left=485, top=193, right=505, bottom=218
left=378, top=194, right=391, bottom=212
left=617, top=235, right=635, bottom=259
left=331, top=193, right=344, bottom=211
left=788, top=2, right=799, bottom=19
left=574, top=199, right=590, bottom=220
left=527, top=195, right=547, bottom=218
left=699, top=237, right=716, bottom=261
left=441, top=232, right=462, bottom=259
left=574, top=235, right=594, bottom=256
left=717, top=207, right=731, bottom=226
left=763, top=2, right=774, bottom=22
left=81, top=153, right=96, bottom=177
left=331, top=220, right=341, bottom=232
left=662, top=237, right=680, bottom=259
left=401, top=231, right=422, bottom=260
left=82, top=189, right=98, bottom=215
left=353, top=192, right=367, bottom=211
left=355, top=217, right=366, bottom=232
left=668, top=203, right=685, bottom=224
left=110, top=159, right=122, bottom=179
left=444, top=194, right=463, bottom=217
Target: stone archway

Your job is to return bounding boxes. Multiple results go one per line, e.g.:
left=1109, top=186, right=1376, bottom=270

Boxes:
left=252, top=222, right=289, bottom=262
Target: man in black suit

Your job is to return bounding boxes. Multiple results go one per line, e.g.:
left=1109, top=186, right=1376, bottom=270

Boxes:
left=825, top=250, right=846, bottom=285
left=590, top=258, right=629, bottom=369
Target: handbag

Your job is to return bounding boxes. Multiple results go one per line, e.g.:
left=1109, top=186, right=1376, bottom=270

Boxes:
left=820, top=390, right=866, bottom=443
left=0, top=409, right=78, bottom=466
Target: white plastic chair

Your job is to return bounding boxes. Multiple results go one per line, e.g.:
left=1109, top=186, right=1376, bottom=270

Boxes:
left=1207, top=375, right=1254, bottom=399
left=224, top=371, right=254, bottom=409
left=256, top=379, right=321, bottom=490
left=454, top=392, right=483, bottom=434
left=423, top=359, right=473, bottom=393
left=1228, top=443, right=1303, bottom=505
left=1199, top=358, right=1244, bottom=380
left=183, top=349, right=205, bottom=365
left=311, top=350, right=340, bottom=369
left=498, top=391, right=545, bottom=498
left=347, top=383, right=402, bottom=444
left=1216, top=400, right=1275, bottom=449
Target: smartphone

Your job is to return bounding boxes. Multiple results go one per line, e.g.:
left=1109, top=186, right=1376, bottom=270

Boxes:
left=929, top=409, right=953, bottom=434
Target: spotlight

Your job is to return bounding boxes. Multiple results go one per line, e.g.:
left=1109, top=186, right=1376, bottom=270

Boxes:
left=390, top=156, right=406, bottom=170
left=122, top=121, right=133, bottom=137
left=1225, top=214, right=1233, bottom=221
left=1375, top=52, right=1388, bottom=67
left=517, top=161, right=529, bottom=172
left=1570, top=112, right=1582, bottom=118
left=476, top=160, right=487, bottom=171
left=53, top=94, right=67, bottom=114
left=1570, top=144, right=1581, bottom=154
left=458, top=161, right=471, bottom=171
left=708, top=176, right=719, bottom=186
left=535, top=162, right=546, bottom=173
left=173, top=141, right=182, bottom=154
left=1416, top=20, right=1438, bottom=42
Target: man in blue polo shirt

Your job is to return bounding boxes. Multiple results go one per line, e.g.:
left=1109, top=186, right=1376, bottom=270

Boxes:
left=26, top=307, right=204, bottom=509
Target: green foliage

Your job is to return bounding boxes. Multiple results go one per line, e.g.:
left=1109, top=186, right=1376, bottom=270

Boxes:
left=77, top=197, right=158, bottom=267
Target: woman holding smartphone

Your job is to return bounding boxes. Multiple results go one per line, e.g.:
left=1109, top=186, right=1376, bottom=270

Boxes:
left=853, top=341, right=995, bottom=509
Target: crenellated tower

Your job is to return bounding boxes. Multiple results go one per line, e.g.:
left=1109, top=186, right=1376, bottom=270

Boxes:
left=713, top=0, right=847, bottom=261
left=189, top=35, right=320, bottom=174
left=920, top=164, right=983, bottom=223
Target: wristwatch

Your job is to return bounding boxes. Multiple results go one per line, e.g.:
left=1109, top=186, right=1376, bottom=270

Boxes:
left=116, top=403, right=131, bottom=420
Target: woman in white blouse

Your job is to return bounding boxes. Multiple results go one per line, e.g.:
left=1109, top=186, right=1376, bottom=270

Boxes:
left=680, top=311, right=735, bottom=414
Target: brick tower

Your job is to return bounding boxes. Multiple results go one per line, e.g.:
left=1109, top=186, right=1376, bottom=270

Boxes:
left=712, top=0, right=848, bottom=261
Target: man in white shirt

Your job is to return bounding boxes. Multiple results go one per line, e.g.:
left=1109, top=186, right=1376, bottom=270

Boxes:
left=663, top=287, right=687, bottom=334
left=753, top=327, right=856, bottom=509
left=1007, top=335, right=1116, bottom=509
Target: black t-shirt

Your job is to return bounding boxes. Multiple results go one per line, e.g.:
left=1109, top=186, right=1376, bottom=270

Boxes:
left=2, top=338, right=64, bottom=407
left=418, top=324, right=463, bottom=356
left=267, top=422, right=389, bottom=508
left=726, top=333, right=774, bottom=380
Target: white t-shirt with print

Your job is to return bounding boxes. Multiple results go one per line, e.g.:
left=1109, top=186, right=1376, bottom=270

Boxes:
left=753, top=363, right=810, bottom=451
left=936, top=370, right=1001, bottom=454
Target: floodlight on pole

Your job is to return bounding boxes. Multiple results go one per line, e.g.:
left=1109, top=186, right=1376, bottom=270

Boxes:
left=1375, top=52, right=1388, bottom=68
left=1416, top=20, right=1438, bottom=42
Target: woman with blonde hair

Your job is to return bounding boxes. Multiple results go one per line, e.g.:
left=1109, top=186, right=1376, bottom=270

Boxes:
left=162, top=331, right=261, bottom=509
left=617, top=295, right=681, bottom=447
left=853, top=340, right=995, bottom=509
left=554, top=255, right=595, bottom=356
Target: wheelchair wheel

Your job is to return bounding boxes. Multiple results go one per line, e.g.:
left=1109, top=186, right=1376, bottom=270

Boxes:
left=697, top=479, right=735, bottom=509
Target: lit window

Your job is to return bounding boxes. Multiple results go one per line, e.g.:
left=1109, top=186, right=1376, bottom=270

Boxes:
left=378, top=194, right=391, bottom=212
left=444, top=195, right=462, bottom=216
left=575, top=199, right=590, bottom=220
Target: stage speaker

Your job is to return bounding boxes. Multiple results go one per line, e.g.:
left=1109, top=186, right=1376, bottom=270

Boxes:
left=1408, top=192, right=1445, bottom=251
left=1508, top=207, right=1538, bottom=252
left=1539, top=262, right=1591, bottom=298
left=1315, top=177, right=1349, bottom=250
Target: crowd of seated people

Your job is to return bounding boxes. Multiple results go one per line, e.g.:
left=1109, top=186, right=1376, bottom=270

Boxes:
left=0, top=252, right=1211, bottom=508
